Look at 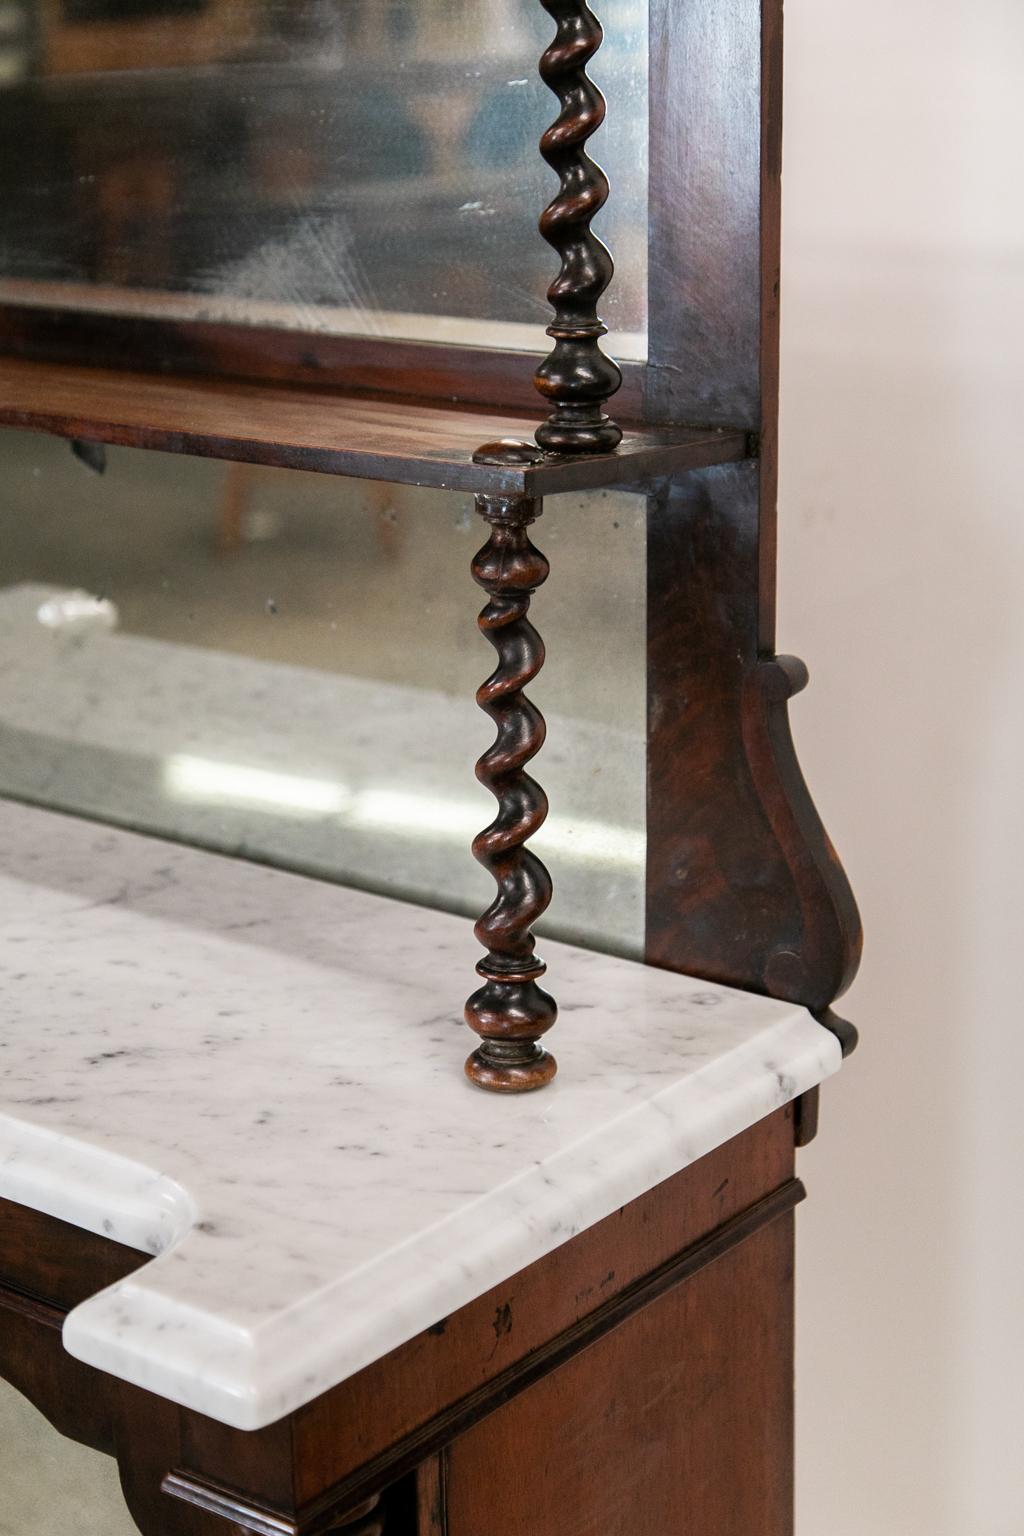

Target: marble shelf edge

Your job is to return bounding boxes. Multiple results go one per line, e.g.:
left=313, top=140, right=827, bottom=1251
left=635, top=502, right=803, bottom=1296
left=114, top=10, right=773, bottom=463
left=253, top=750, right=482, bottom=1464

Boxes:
left=0, top=1116, right=195, bottom=1257
left=0, top=802, right=841, bottom=1432
left=57, top=1013, right=838, bottom=1429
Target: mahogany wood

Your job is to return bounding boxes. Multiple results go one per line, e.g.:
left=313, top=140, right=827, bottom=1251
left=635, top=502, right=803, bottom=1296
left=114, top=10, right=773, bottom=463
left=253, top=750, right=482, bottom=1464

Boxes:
left=533, top=1, right=622, bottom=454
left=415, top=1456, right=446, bottom=1536
left=446, top=1215, right=796, bottom=1536
left=794, top=1086, right=821, bottom=1148
left=465, top=443, right=557, bottom=1092
left=646, top=0, right=767, bottom=430
left=0, top=357, right=747, bottom=492
left=287, top=1110, right=796, bottom=1503
left=0, top=1195, right=146, bottom=1308
left=646, top=465, right=861, bottom=1016
left=0, top=1281, right=122, bottom=1457
left=167, top=1181, right=803, bottom=1531
left=0, top=300, right=648, bottom=420
left=643, top=0, right=862, bottom=1026
left=159, top=1472, right=388, bottom=1536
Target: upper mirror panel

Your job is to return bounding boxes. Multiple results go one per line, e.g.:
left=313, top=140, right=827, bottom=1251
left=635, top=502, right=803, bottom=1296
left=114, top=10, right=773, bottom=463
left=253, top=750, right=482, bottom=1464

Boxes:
left=0, top=0, right=647, bottom=358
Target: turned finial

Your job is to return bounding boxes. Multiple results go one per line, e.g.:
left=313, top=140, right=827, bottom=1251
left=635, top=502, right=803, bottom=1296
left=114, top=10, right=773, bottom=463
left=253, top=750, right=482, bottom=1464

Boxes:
left=534, top=0, right=622, bottom=455
left=465, top=442, right=557, bottom=1093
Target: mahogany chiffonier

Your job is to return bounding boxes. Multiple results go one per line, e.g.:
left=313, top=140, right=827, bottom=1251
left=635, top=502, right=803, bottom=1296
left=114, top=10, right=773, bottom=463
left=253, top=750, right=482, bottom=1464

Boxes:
left=0, top=1, right=860, bottom=1532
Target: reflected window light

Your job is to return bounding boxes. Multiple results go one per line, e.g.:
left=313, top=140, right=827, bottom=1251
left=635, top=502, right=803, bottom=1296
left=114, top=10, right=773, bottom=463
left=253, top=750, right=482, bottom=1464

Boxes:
left=351, top=789, right=644, bottom=869
left=36, top=589, right=118, bottom=635
left=163, top=761, right=643, bottom=869
left=165, top=755, right=350, bottom=818
left=541, top=817, right=645, bottom=871
left=351, top=788, right=479, bottom=840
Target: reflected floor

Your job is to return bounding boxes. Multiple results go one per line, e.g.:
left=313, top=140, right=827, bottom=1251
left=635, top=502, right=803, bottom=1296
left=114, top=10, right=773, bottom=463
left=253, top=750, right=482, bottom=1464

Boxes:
left=0, top=1379, right=139, bottom=1536
left=0, top=431, right=646, bottom=953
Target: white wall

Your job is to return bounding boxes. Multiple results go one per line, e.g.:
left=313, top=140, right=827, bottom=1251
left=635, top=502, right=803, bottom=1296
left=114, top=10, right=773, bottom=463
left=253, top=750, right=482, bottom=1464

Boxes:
left=781, top=3, right=1024, bottom=1532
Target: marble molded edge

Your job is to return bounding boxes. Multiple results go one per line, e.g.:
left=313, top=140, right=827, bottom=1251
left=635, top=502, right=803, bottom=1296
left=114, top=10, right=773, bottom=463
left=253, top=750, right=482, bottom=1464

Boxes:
left=0, top=1115, right=195, bottom=1257
left=57, top=1014, right=839, bottom=1429
left=0, top=801, right=842, bottom=1431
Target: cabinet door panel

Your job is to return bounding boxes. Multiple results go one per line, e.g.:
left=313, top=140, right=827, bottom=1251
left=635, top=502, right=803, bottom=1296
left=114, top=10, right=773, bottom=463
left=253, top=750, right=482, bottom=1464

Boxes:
left=445, top=1216, right=795, bottom=1536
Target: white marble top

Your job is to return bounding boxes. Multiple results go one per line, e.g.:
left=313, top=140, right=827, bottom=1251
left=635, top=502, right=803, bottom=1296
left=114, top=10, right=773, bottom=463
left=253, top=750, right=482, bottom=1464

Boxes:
left=0, top=802, right=841, bottom=1431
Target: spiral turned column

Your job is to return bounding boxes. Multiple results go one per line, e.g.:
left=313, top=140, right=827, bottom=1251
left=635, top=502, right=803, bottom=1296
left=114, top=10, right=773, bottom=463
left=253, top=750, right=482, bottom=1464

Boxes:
left=534, top=0, right=622, bottom=455
left=465, top=442, right=557, bottom=1093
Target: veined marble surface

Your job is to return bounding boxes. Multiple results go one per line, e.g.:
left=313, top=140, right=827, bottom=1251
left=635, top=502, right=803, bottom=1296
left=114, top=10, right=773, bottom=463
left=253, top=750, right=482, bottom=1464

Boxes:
left=0, top=802, right=841, bottom=1431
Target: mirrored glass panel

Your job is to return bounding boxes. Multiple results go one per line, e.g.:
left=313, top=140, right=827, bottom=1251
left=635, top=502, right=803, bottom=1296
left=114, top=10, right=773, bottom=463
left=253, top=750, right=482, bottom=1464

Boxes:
left=0, top=430, right=646, bottom=955
left=0, top=0, right=647, bottom=356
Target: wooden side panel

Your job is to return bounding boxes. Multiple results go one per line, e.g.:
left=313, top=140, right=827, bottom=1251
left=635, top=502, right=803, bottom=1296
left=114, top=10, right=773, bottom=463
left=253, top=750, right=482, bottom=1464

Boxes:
left=0, top=1285, right=122, bottom=1456
left=445, top=1213, right=796, bottom=1536
left=645, top=465, right=861, bottom=1011
left=291, top=1111, right=795, bottom=1503
left=643, top=0, right=861, bottom=1016
left=647, top=463, right=782, bottom=984
left=646, top=0, right=768, bottom=429
left=0, top=1197, right=146, bottom=1309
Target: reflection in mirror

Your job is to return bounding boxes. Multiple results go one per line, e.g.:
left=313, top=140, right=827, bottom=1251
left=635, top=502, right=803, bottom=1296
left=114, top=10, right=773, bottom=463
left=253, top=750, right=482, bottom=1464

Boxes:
left=0, top=0, right=647, bottom=355
left=0, top=1379, right=139, bottom=1536
left=0, top=431, right=645, bottom=955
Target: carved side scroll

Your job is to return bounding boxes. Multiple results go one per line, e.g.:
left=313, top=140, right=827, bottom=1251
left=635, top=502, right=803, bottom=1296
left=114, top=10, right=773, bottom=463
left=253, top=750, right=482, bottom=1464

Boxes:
left=743, top=653, right=862, bottom=1043
left=464, top=444, right=557, bottom=1093
left=534, top=0, right=622, bottom=454
left=645, top=463, right=862, bottom=1050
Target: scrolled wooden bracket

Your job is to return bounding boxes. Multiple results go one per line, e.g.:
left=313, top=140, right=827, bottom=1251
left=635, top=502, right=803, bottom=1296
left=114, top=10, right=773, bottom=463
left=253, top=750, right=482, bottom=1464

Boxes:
left=464, top=441, right=557, bottom=1093
left=813, top=1007, right=859, bottom=1059
left=744, top=653, right=862, bottom=1033
left=645, top=466, right=862, bottom=1044
left=534, top=0, right=622, bottom=455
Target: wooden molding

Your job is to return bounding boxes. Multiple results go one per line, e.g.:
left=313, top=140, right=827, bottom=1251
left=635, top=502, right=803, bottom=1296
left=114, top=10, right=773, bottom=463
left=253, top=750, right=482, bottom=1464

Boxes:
left=160, top=1474, right=383, bottom=1536
left=162, top=1178, right=805, bottom=1527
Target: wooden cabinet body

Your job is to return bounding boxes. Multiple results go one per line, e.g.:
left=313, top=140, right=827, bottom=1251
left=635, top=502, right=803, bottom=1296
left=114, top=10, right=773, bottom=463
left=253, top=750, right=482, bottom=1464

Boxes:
left=0, top=1110, right=802, bottom=1536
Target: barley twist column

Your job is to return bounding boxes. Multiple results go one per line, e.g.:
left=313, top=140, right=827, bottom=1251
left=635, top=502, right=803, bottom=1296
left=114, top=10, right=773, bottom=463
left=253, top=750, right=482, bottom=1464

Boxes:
left=464, top=443, right=557, bottom=1093
left=534, top=0, right=622, bottom=454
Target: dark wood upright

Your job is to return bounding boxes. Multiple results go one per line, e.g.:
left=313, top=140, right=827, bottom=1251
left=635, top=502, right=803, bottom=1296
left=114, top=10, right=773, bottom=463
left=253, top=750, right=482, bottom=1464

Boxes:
left=643, top=0, right=861, bottom=1034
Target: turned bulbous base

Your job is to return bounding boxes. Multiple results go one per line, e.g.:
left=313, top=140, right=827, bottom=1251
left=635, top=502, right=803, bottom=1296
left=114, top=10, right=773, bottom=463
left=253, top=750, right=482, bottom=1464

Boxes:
left=464, top=973, right=558, bottom=1093
left=465, top=1041, right=558, bottom=1094
left=535, top=410, right=623, bottom=456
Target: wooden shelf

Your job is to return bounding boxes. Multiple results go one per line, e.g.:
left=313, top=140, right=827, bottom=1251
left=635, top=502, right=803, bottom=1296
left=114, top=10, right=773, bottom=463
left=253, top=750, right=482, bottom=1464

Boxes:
left=0, top=358, right=749, bottom=495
